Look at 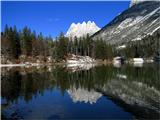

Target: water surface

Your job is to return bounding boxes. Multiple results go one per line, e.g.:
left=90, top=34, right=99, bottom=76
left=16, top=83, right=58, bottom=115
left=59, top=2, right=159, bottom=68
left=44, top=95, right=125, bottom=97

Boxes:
left=1, top=63, right=160, bottom=119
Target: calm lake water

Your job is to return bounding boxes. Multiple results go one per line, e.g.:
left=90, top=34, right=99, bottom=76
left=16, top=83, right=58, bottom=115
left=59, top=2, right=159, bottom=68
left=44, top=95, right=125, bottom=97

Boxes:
left=1, top=63, right=160, bottom=119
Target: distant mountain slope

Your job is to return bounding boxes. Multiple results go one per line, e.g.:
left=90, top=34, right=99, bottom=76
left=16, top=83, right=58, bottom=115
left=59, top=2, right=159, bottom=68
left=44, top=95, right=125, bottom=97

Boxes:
left=130, top=0, right=148, bottom=7
left=130, top=0, right=159, bottom=7
left=92, top=1, right=160, bottom=45
left=66, top=21, right=100, bottom=38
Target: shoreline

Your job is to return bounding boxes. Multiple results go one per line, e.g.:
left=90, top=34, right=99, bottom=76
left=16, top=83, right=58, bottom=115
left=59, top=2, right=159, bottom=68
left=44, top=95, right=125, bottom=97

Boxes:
left=0, top=60, right=156, bottom=68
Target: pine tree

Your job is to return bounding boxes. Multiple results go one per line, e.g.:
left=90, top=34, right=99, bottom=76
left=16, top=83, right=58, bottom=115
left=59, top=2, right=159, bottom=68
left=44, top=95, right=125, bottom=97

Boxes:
left=22, top=26, right=32, bottom=56
left=37, top=32, right=45, bottom=56
left=31, top=31, right=38, bottom=56
left=55, top=32, right=68, bottom=61
left=13, top=26, right=21, bottom=59
left=1, top=25, right=12, bottom=58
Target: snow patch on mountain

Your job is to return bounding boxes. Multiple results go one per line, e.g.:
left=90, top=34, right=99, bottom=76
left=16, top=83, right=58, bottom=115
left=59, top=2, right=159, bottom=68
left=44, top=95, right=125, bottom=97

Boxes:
left=118, top=16, right=144, bottom=30
left=150, top=26, right=160, bottom=35
left=117, top=6, right=160, bottom=31
left=66, top=21, right=100, bottom=38
left=92, top=1, right=160, bottom=45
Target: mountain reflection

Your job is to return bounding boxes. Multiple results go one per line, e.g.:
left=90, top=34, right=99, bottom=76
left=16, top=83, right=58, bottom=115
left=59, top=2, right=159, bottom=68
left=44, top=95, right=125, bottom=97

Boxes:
left=68, top=87, right=102, bottom=104
left=1, top=64, right=160, bottom=119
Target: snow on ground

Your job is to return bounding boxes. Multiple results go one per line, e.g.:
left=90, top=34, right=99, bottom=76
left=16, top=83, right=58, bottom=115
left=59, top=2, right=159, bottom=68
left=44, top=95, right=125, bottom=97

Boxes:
left=66, top=54, right=96, bottom=71
left=133, top=58, right=144, bottom=63
left=116, top=45, right=126, bottom=49
left=67, top=54, right=95, bottom=64
left=0, top=64, right=26, bottom=67
left=0, top=63, right=42, bottom=68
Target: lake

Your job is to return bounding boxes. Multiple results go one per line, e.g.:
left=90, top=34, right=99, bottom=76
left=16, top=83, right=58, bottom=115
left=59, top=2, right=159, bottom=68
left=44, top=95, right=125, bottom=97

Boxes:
left=1, top=63, right=160, bottom=119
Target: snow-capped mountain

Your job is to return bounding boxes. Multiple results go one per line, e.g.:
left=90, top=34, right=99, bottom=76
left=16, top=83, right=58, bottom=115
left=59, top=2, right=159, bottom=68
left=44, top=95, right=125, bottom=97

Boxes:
left=66, top=21, right=100, bottom=38
left=92, top=1, right=160, bottom=45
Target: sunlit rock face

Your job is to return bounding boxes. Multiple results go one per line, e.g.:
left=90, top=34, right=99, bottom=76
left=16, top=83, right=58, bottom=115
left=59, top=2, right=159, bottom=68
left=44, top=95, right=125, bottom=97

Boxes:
left=68, top=87, right=102, bottom=104
left=66, top=21, right=100, bottom=39
left=92, top=1, right=160, bottom=45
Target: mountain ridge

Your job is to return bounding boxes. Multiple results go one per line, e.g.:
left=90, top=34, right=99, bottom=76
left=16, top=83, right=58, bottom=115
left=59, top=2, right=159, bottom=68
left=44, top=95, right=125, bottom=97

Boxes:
left=66, top=21, right=100, bottom=39
left=91, top=1, right=160, bottom=45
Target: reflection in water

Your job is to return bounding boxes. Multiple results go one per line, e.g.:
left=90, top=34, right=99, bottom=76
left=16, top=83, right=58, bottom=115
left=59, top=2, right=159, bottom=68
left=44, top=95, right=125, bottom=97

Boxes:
left=66, top=63, right=96, bottom=72
left=1, top=64, right=160, bottom=119
left=133, top=62, right=143, bottom=67
left=116, top=74, right=127, bottom=79
left=68, top=87, right=102, bottom=104
left=113, top=62, right=121, bottom=68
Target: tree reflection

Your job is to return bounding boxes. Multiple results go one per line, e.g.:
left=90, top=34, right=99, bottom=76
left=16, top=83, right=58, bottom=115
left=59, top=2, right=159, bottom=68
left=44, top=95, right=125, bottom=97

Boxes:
left=1, top=64, right=160, bottom=103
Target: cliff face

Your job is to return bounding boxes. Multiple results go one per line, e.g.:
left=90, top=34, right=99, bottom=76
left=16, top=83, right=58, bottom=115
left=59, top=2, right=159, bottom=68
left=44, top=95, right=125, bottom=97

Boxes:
left=92, top=1, right=160, bottom=45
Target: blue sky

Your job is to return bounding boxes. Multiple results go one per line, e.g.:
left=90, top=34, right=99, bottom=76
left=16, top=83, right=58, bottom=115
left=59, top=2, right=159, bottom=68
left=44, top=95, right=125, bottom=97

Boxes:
left=2, top=1, right=130, bottom=37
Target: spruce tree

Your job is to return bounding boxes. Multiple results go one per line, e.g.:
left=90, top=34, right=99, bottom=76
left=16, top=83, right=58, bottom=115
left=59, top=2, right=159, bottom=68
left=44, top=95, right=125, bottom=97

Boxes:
left=22, top=26, right=32, bottom=56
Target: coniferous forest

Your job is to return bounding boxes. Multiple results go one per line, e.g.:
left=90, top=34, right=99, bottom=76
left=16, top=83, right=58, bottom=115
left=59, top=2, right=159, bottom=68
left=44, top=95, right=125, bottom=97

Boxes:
left=1, top=25, right=160, bottom=64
